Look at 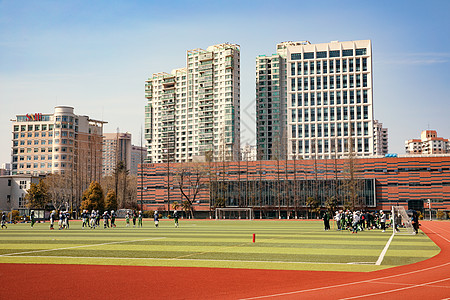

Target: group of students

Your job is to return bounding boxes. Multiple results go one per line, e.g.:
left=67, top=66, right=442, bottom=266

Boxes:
left=49, top=210, right=71, bottom=230
left=124, top=210, right=143, bottom=227
left=80, top=210, right=118, bottom=229
left=323, top=209, right=420, bottom=234
left=2, top=209, right=181, bottom=230
left=152, top=210, right=179, bottom=228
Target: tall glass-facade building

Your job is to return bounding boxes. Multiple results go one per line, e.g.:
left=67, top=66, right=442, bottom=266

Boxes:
left=257, top=40, right=377, bottom=160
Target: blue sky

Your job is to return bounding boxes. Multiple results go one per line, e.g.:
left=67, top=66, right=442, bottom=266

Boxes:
left=1, top=0, right=449, bottom=164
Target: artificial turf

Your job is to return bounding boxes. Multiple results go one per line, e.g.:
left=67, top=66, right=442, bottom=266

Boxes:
left=0, top=219, right=440, bottom=272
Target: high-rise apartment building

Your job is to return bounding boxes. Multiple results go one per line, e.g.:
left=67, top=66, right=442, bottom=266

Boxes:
left=11, top=106, right=105, bottom=177
left=130, top=145, right=146, bottom=175
left=102, top=132, right=132, bottom=176
left=145, top=43, right=240, bottom=163
left=102, top=132, right=146, bottom=176
left=374, top=120, right=388, bottom=155
left=257, top=40, right=375, bottom=160
left=255, top=45, right=288, bottom=160
left=405, top=130, right=450, bottom=154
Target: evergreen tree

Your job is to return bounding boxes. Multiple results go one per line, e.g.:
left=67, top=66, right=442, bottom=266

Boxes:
left=105, top=190, right=118, bottom=211
left=81, top=181, right=104, bottom=212
left=25, top=179, right=49, bottom=209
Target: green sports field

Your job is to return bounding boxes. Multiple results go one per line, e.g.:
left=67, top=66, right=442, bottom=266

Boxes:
left=0, top=219, right=440, bottom=272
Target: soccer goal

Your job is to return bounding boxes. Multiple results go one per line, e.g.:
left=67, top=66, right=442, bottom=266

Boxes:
left=391, top=206, right=414, bottom=235
left=215, top=208, right=254, bottom=220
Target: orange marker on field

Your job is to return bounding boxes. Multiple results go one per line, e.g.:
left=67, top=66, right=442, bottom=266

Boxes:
left=253, top=233, right=256, bottom=243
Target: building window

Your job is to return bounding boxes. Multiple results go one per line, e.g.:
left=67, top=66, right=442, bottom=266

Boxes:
left=356, top=48, right=367, bottom=56
left=304, top=52, right=314, bottom=60
left=291, top=53, right=301, bottom=60
left=342, top=49, right=353, bottom=57
left=329, top=50, right=340, bottom=58
left=316, top=51, right=327, bottom=59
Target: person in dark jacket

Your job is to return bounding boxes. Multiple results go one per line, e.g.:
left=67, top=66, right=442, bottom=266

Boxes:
left=412, top=211, right=420, bottom=235
left=154, top=210, right=159, bottom=227
left=1, top=212, right=7, bottom=229
left=323, top=211, right=330, bottom=231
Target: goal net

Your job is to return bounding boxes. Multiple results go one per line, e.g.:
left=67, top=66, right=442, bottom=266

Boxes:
left=391, top=206, right=414, bottom=235
left=215, top=208, right=254, bottom=220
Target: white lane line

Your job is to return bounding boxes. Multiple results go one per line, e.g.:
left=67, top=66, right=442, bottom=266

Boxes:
left=376, top=232, right=395, bottom=265
left=238, top=261, right=450, bottom=300
left=423, top=224, right=450, bottom=243
left=368, top=280, right=450, bottom=289
left=338, top=277, right=450, bottom=299
left=0, top=255, right=375, bottom=266
left=0, top=237, right=166, bottom=257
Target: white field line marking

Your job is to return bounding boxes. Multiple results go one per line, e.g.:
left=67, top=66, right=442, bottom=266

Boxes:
left=368, top=280, right=450, bottom=289
left=375, top=232, right=395, bottom=265
left=338, top=277, right=450, bottom=300
left=0, top=255, right=376, bottom=266
left=238, top=261, right=450, bottom=300
left=423, top=224, right=450, bottom=243
left=0, top=237, right=166, bottom=257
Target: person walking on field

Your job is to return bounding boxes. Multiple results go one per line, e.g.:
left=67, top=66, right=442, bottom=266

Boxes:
left=132, top=211, right=137, bottom=227
left=125, top=212, right=130, bottom=227
left=323, top=211, right=330, bottom=231
left=49, top=210, right=55, bottom=230
left=334, top=211, right=341, bottom=230
left=412, top=211, right=420, bottom=235
left=110, top=210, right=116, bottom=228
left=103, top=211, right=110, bottom=229
left=173, top=210, right=179, bottom=228
left=138, top=211, right=143, bottom=227
left=154, top=210, right=159, bottom=227
left=1, top=212, right=7, bottom=229
left=82, top=210, right=89, bottom=228
left=30, top=210, right=36, bottom=228
left=380, top=210, right=386, bottom=232
left=90, top=210, right=97, bottom=229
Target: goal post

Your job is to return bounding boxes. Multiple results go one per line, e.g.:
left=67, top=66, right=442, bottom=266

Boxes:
left=391, top=206, right=414, bottom=235
left=215, top=208, right=254, bottom=220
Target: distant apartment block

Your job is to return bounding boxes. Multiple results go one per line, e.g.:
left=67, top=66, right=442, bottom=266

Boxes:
left=0, top=163, right=11, bottom=176
left=257, top=40, right=377, bottom=160
left=241, top=144, right=257, bottom=161
left=102, top=132, right=131, bottom=176
left=131, top=145, right=146, bottom=175
left=102, top=133, right=146, bottom=176
left=11, top=106, right=105, bottom=177
left=374, top=120, right=388, bottom=155
left=405, top=130, right=450, bottom=154
left=145, top=43, right=240, bottom=163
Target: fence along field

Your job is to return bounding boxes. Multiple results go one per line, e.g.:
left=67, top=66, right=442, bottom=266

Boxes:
left=0, top=219, right=439, bottom=272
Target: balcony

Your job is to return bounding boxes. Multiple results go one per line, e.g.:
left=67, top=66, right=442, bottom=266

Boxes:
left=199, top=64, right=213, bottom=71
left=224, top=49, right=233, bottom=57
left=199, top=106, right=213, bottom=113
left=199, top=52, right=213, bottom=61
left=163, top=77, right=175, bottom=84
left=161, top=114, right=175, bottom=121
left=198, top=89, right=213, bottom=96
left=199, top=133, right=213, bottom=140
left=199, top=76, right=213, bottom=83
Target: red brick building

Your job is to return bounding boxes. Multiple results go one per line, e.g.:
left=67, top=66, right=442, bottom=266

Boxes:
left=138, top=155, right=450, bottom=218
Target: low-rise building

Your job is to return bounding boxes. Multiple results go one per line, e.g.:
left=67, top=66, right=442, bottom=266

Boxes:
left=0, top=175, right=41, bottom=212
left=405, top=130, right=449, bottom=154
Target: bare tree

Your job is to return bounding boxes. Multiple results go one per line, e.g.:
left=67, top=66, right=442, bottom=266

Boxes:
left=174, top=162, right=208, bottom=219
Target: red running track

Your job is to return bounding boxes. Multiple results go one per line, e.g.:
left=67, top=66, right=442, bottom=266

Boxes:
left=0, top=221, right=449, bottom=300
